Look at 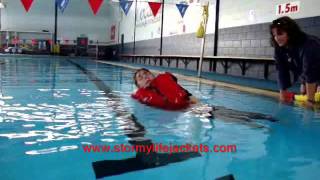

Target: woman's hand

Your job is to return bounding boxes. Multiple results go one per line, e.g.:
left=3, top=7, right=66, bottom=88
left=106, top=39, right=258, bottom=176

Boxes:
left=300, top=84, right=306, bottom=94
left=306, top=83, right=317, bottom=102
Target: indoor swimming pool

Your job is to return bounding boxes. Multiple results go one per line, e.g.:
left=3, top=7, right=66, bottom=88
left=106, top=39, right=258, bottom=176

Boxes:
left=0, top=56, right=319, bottom=180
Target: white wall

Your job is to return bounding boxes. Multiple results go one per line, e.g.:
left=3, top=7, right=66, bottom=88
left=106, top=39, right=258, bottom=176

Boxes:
left=1, top=0, right=54, bottom=31
left=1, top=0, right=319, bottom=44
left=119, top=0, right=210, bottom=43
left=119, top=0, right=320, bottom=43
left=0, top=0, right=120, bottom=44
left=219, top=0, right=320, bottom=28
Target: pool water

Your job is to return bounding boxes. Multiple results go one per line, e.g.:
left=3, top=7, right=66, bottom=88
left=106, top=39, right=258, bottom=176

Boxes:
left=0, top=56, right=319, bottom=180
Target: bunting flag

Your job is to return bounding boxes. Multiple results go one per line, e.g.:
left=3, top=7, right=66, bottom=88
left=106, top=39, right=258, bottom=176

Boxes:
left=120, top=0, right=133, bottom=16
left=56, top=0, right=70, bottom=13
left=176, top=3, right=189, bottom=18
left=148, top=2, right=162, bottom=17
left=88, top=0, right=104, bottom=15
left=20, top=0, right=34, bottom=12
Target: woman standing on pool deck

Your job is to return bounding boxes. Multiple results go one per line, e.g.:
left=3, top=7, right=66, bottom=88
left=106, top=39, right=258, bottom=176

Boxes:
left=270, top=16, right=320, bottom=104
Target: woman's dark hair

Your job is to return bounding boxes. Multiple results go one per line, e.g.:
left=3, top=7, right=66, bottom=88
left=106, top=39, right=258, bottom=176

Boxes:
left=133, top=68, right=150, bottom=87
left=270, top=16, right=306, bottom=48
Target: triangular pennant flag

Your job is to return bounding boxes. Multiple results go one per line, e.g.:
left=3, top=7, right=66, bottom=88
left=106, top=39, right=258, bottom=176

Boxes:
left=148, top=2, right=162, bottom=17
left=88, top=0, right=104, bottom=15
left=20, top=0, right=34, bottom=12
left=176, top=3, right=189, bottom=18
left=56, top=0, right=70, bottom=13
left=120, top=0, right=133, bottom=16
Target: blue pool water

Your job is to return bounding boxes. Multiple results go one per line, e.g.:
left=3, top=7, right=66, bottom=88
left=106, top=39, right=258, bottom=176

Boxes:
left=0, top=56, right=319, bottom=180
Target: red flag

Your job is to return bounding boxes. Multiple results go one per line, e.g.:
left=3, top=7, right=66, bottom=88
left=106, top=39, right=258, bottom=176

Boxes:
left=20, top=0, right=34, bottom=12
left=148, top=2, right=162, bottom=17
left=88, top=0, right=104, bottom=15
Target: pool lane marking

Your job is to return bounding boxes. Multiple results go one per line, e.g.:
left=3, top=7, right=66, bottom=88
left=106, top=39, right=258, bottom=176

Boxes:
left=98, top=61, right=278, bottom=98
left=67, top=59, right=201, bottom=178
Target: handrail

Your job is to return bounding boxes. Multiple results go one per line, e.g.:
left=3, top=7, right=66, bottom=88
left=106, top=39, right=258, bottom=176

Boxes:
left=120, top=54, right=274, bottom=61
left=119, top=54, right=275, bottom=80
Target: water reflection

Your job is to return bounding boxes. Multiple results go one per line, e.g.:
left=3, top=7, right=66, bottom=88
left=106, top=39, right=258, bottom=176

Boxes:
left=25, top=145, right=78, bottom=155
left=0, top=88, right=141, bottom=156
left=0, top=85, right=216, bottom=157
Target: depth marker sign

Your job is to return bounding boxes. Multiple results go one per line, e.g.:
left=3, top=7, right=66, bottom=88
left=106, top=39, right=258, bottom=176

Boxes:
left=276, top=1, right=300, bottom=16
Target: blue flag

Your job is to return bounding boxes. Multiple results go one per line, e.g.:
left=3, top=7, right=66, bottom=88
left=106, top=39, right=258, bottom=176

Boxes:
left=176, top=3, right=189, bottom=18
left=120, top=0, right=133, bottom=16
left=56, top=0, right=70, bottom=13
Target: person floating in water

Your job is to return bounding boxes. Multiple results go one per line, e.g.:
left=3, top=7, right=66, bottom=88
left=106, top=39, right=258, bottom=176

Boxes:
left=132, top=68, right=277, bottom=123
left=132, top=68, right=198, bottom=110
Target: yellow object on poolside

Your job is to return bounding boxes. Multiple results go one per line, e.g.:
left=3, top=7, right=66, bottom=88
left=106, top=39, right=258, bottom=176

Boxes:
left=294, top=94, right=308, bottom=102
left=294, top=93, right=320, bottom=102
left=196, top=23, right=205, bottom=38
left=315, top=92, right=320, bottom=102
left=53, top=44, right=60, bottom=54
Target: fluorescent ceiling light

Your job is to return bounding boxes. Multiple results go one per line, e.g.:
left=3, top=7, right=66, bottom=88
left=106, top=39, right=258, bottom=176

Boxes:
left=0, top=3, right=5, bottom=9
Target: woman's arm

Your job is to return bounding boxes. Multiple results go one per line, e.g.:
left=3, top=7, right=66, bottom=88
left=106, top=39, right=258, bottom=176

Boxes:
left=300, top=38, right=320, bottom=102
left=306, top=83, right=317, bottom=102
left=275, top=49, right=292, bottom=90
left=274, top=48, right=293, bottom=101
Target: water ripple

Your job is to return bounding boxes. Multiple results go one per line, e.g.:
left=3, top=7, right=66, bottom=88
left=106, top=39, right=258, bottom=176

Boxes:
left=25, top=145, right=78, bottom=155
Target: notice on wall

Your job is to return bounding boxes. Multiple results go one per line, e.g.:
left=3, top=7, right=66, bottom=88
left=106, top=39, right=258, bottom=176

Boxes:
left=110, top=25, right=116, bottom=41
left=276, top=1, right=300, bottom=16
left=136, top=3, right=161, bottom=27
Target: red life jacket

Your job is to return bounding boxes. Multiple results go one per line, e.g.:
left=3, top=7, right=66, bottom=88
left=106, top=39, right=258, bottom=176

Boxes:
left=132, top=72, right=190, bottom=110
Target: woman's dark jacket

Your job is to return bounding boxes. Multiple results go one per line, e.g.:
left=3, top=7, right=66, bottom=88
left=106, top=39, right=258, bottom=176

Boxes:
left=274, top=35, right=320, bottom=90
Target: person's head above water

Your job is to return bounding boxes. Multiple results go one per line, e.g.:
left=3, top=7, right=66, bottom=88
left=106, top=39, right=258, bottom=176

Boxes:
left=133, top=68, right=155, bottom=88
left=270, top=16, right=306, bottom=48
